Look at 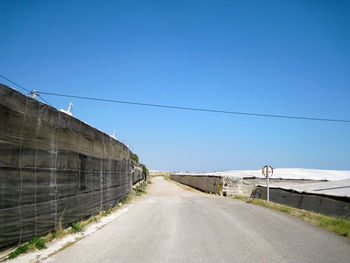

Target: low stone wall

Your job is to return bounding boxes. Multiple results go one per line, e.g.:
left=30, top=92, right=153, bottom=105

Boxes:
left=255, top=186, right=350, bottom=219
left=170, top=174, right=223, bottom=194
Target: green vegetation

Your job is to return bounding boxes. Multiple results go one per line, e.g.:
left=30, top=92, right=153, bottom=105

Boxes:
left=87, top=215, right=98, bottom=224
left=163, top=174, right=170, bottom=180
left=7, top=236, right=46, bottom=259
left=230, top=195, right=250, bottom=202
left=29, top=236, right=46, bottom=250
left=135, top=183, right=147, bottom=196
left=131, top=153, right=149, bottom=179
left=230, top=195, right=350, bottom=239
left=71, top=222, right=84, bottom=233
left=7, top=244, right=29, bottom=259
left=122, top=182, right=149, bottom=203
left=45, top=213, right=65, bottom=243
left=141, top=164, right=148, bottom=176
left=102, top=208, right=113, bottom=216
left=6, top=179, right=151, bottom=260
left=132, top=154, right=139, bottom=163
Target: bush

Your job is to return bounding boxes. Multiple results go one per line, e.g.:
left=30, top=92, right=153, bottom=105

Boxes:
left=141, top=164, right=148, bottom=176
left=29, top=236, right=46, bottom=250
left=132, top=154, right=139, bottom=163
left=7, top=236, right=46, bottom=259
left=8, top=245, right=29, bottom=259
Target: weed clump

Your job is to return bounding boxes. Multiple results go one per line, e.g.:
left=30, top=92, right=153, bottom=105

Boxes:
left=7, top=236, right=46, bottom=259
left=8, top=244, right=29, bottom=259
left=71, top=222, right=84, bottom=233
left=141, top=164, right=148, bottom=176
left=132, top=154, right=139, bottom=163
left=29, top=236, right=46, bottom=250
left=102, top=208, right=113, bottom=216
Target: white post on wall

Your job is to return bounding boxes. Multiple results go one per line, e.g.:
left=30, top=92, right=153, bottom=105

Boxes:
left=68, top=102, right=73, bottom=114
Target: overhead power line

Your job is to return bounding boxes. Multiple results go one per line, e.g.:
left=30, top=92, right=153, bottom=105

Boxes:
left=0, top=74, right=30, bottom=93
left=37, top=94, right=53, bottom=107
left=36, top=91, right=350, bottom=123
left=1, top=74, right=349, bottom=123
left=0, top=74, right=53, bottom=106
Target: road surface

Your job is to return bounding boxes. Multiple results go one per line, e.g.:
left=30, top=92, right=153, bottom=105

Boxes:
left=44, top=176, right=350, bottom=263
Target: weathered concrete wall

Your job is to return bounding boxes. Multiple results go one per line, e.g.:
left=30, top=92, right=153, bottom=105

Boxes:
left=171, top=174, right=263, bottom=196
left=131, top=161, right=146, bottom=187
left=222, top=177, right=263, bottom=197
left=222, top=178, right=318, bottom=197
left=255, top=186, right=350, bottom=219
left=0, top=84, right=146, bottom=250
left=171, top=172, right=350, bottom=218
left=170, top=174, right=223, bottom=194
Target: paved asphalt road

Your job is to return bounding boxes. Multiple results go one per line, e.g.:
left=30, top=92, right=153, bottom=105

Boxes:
left=45, top=177, right=350, bottom=263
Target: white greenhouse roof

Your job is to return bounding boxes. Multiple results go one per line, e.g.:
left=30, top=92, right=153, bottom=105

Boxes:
left=174, top=168, right=350, bottom=181
left=260, top=179, right=350, bottom=198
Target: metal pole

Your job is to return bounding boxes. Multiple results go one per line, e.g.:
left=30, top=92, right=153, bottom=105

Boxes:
left=267, top=167, right=270, bottom=202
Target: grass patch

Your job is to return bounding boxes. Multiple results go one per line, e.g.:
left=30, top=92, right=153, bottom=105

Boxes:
left=5, top=180, right=150, bottom=260
left=7, top=244, right=29, bottom=259
left=29, top=236, right=46, bottom=250
left=102, top=209, right=111, bottom=216
left=163, top=175, right=170, bottom=181
left=123, top=181, right=149, bottom=202
left=230, top=195, right=350, bottom=239
left=7, top=236, right=46, bottom=259
left=70, top=222, right=84, bottom=233
left=231, top=195, right=250, bottom=202
left=135, top=184, right=147, bottom=196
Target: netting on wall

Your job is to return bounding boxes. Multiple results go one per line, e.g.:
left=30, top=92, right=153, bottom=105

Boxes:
left=0, top=84, right=144, bottom=250
left=255, top=186, right=350, bottom=218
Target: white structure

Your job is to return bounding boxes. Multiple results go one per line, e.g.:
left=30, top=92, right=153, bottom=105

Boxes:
left=60, top=101, right=73, bottom=116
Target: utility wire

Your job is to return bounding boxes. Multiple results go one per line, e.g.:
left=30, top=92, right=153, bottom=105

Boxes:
left=0, top=74, right=31, bottom=93
left=1, top=74, right=348, bottom=123
left=37, top=94, right=53, bottom=107
left=36, top=91, right=350, bottom=123
left=0, top=74, right=53, bottom=107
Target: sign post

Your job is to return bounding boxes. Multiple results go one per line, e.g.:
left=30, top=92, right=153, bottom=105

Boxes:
left=262, top=165, right=273, bottom=202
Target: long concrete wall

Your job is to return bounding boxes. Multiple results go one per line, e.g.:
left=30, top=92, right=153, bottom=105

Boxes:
left=170, top=174, right=265, bottom=196
left=171, top=173, right=350, bottom=218
left=0, top=84, right=146, bottom=250
left=170, top=174, right=223, bottom=194
left=255, top=186, right=350, bottom=219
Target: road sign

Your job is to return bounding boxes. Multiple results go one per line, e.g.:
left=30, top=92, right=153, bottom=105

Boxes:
left=262, top=165, right=273, bottom=177
left=262, top=165, right=273, bottom=202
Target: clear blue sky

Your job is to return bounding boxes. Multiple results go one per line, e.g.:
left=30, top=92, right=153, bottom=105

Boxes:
left=1, top=0, right=350, bottom=171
